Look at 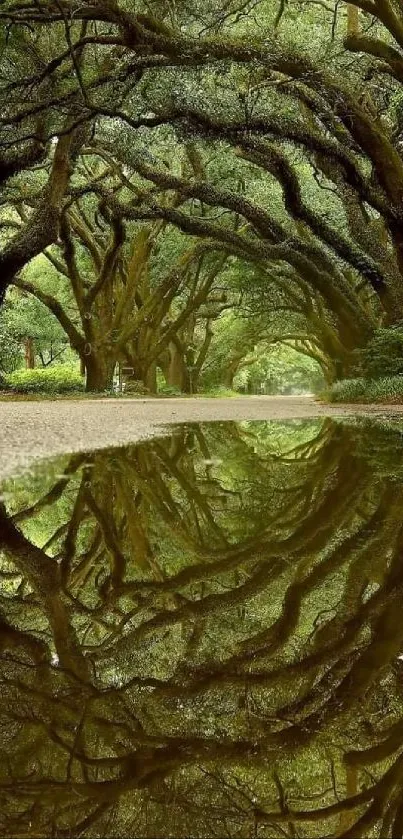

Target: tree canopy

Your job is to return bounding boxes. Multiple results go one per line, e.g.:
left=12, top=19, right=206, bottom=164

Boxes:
left=1, top=0, right=403, bottom=391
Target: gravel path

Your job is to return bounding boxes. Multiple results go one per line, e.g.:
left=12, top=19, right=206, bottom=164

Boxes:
left=0, top=395, right=401, bottom=480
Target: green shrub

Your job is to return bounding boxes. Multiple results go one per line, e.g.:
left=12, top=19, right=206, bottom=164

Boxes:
left=327, top=378, right=366, bottom=402
left=157, top=382, right=182, bottom=396
left=4, top=364, right=84, bottom=394
left=123, top=379, right=149, bottom=395
left=326, top=375, right=403, bottom=403
left=354, top=326, right=403, bottom=379
left=202, top=386, right=238, bottom=398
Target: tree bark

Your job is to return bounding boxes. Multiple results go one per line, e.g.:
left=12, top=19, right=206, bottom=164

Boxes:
left=24, top=337, right=35, bottom=369
left=144, top=361, right=157, bottom=393
left=166, top=342, right=188, bottom=391
left=85, top=356, right=115, bottom=392
left=347, top=5, right=359, bottom=36
left=222, top=359, right=241, bottom=389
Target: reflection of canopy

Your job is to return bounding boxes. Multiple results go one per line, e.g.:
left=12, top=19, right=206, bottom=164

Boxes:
left=1, top=418, right=403, bottom=838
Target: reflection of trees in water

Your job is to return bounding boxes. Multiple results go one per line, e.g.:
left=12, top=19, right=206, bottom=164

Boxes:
left=1, top=419, right=403, bottom=837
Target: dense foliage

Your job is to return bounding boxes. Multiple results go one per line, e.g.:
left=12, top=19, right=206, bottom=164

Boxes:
left=1, top=0, right=403, bottom=394
left=354, top=326, right=403, bottom=379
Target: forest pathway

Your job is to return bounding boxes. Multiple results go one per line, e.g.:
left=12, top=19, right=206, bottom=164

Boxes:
left=0, top=395, right=401, bottom=481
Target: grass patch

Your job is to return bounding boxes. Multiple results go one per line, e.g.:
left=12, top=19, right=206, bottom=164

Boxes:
left=324, top=376, right=403, bottom=403
left=197, top=387, right=239, bottom=398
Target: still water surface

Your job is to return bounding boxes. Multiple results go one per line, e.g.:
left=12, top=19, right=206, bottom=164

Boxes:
left=1, top=418, right=403, bottom=838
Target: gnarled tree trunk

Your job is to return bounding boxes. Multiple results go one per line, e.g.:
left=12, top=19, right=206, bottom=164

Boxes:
left=166, top=342, right=189, bottom=392
left=84, top=355, right=115, bottom=393
left=222, top=358, right=242, bottom=390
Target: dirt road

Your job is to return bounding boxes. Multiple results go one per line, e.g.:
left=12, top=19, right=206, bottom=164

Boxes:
left=0, top=395, right=400, bottom=480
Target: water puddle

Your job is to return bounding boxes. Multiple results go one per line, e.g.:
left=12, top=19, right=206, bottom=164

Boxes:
left=1, top=417, right=403, bottom=837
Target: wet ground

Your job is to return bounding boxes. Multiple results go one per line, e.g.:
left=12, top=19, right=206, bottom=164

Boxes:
left=1, top=394, right=403, bottom=480
left=1, top=416, right=403, bottom=837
